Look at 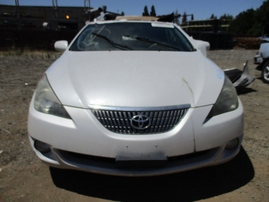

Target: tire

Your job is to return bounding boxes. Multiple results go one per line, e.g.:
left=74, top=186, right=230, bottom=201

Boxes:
left=262, top=61, right=269, bottom=83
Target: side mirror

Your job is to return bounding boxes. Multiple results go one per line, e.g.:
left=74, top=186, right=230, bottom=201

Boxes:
left=190, top=38, right=210, bottom=57
left=54, top=40, right=68, bottom=52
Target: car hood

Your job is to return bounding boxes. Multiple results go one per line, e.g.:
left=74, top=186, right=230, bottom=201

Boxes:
left=46, top=51, right=224, bottom=108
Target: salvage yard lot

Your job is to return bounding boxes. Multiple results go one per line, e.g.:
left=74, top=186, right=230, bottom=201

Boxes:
left=0, top=49, right=268, bottom=201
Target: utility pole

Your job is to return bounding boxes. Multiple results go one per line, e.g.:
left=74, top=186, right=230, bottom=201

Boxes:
left=52, top=0, right=58, bottom=30
left=15, top=0, right=20, bottom=29
left=84, top=0, right=90, bottom=22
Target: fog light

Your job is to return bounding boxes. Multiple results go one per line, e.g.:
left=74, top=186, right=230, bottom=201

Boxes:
left=225, top=138, right=239, bottom=150
left=34, top=140, right=51, bottom=153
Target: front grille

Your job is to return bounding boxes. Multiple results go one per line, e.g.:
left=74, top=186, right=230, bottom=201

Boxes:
left=90, top=105, right=189, bottom=134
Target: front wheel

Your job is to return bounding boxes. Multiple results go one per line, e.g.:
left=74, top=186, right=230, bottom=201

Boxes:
left=262, top=61, right=269, bottom=83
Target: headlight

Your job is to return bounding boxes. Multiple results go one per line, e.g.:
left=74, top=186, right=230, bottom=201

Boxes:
left=34, top=75, right=71, bottom=119
left=207, top=76, right=238, bottom=118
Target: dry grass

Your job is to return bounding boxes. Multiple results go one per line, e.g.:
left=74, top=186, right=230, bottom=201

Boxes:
left=0, top=49, right=61, bottom=59
left=234, top=37, right=262, bottom=49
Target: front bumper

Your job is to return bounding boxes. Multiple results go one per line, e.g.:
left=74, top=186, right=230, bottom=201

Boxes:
left=28, top=99, right=244, bottom=176
left=254, top=53, right=263, bottom=65
left=29, top=135, right=242, bottom=177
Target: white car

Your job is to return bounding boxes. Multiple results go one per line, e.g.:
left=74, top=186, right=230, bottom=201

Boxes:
left=28, top=17, right=244, bottom=176
left=254, top=37, right=269, bottom=83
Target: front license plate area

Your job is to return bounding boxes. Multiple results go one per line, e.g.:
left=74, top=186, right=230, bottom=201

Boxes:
left=116, top=155, right=167, bottom=168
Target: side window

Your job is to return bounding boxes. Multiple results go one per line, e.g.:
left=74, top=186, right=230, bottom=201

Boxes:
left=172, top=29, right=195, bottom=51
left=165, top=29, right=174, bottom=45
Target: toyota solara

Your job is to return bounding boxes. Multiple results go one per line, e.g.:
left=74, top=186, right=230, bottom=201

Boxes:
left=28, top=17, right=244, bottom=176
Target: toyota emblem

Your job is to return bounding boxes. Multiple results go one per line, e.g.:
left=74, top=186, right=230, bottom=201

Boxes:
left=130, top=115, right=151, bottom=130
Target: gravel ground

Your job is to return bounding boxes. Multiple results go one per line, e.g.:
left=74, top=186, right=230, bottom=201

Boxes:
left=0, top=49, right=268, bottom=202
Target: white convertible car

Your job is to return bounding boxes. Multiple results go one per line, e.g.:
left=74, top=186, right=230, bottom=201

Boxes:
left=28, top=16, right=244, bottom=176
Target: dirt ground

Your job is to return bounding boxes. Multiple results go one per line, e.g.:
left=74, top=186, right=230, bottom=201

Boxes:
left=0, top=49, right=268, bottom=202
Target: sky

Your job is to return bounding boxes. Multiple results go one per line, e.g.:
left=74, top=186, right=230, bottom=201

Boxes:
left=0, top=0, right=265, bottom=20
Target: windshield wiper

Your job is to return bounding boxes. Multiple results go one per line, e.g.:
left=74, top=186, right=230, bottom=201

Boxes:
left=123, top=35, right=181, bottom=51
left=92, top=33, right=133, bottom=50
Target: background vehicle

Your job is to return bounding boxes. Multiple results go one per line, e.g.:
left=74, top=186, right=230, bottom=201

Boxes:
left=254, top=37, right=269, bottom=83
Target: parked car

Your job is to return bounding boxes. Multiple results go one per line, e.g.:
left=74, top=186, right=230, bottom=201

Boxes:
left=254, top=37, right=269, bottom=83
left=28, top=16, right=244, bottom=176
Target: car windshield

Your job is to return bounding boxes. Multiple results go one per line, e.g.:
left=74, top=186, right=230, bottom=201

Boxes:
left=69, top=22, right=195, bottom=52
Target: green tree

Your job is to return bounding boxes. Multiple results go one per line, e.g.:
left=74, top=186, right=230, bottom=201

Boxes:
left=228, top=0, right=269, bottom=36
left=142, top=6, right=149, bottom=16
left=219, top=14, right=233, bottom=21
left=121, top=11, right=125, bottom=16
left=210, top=14, right=217, bottom=19
left=229, top=9, right=255, bottom=34
left=250, top=0, right=269, bottom=36
left=150, top=5, right=156, bottom=16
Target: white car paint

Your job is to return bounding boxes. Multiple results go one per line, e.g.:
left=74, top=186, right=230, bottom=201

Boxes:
left=28, top=19, right=244, bottom=176
left=47, top=51, right=222, bottom=108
